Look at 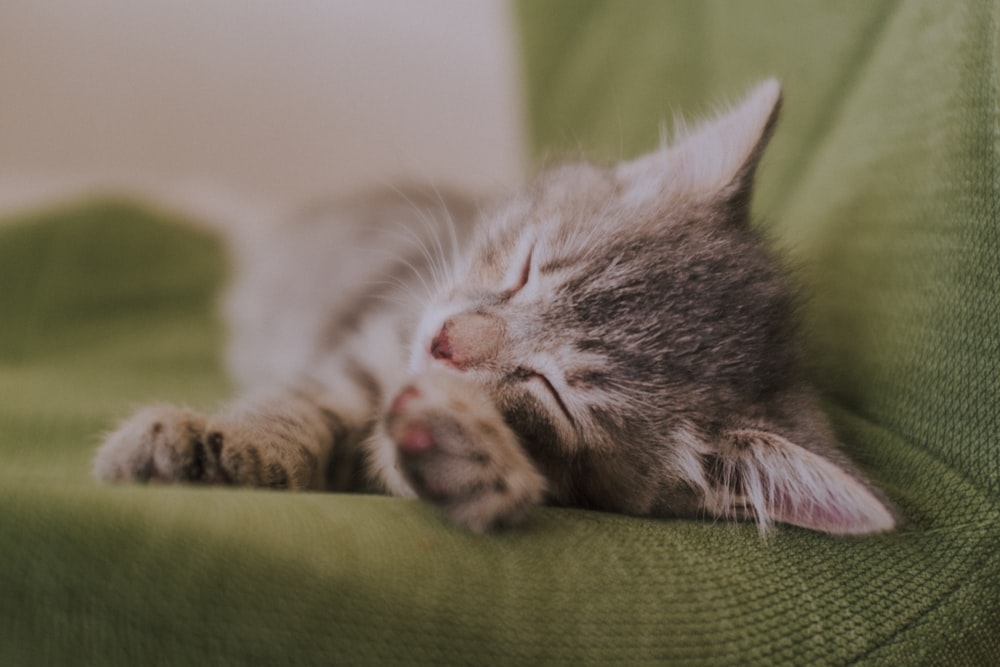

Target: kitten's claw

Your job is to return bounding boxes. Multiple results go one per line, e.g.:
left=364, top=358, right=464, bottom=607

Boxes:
left=385, top=372, right=546, bottom=532
left=94, top=405, right=220, bottom=484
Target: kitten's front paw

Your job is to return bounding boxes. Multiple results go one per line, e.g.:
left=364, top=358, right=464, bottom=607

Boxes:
left=94, top=405, right=222, bottom=484
left=385, top=372, right=546, bottom=532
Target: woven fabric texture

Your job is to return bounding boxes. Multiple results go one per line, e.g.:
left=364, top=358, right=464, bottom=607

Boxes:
left=1, top=1, right=998, bottom=664
left=517, top=0, right=999, bottom=661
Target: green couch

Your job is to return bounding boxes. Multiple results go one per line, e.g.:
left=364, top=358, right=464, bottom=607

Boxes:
left=2, top=1, right=996, bottom=664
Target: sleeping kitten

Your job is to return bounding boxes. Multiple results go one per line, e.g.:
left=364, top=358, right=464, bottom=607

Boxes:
left=94, top=80, right=896, bottom=535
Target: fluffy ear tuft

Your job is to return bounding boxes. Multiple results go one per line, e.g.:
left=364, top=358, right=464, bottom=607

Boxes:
left=616, top=79, right=782, bottom=213
left=699, top=428, right=896, bottom=536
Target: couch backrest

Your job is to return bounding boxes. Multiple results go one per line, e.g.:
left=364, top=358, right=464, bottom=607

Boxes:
left=516, top=0, right=999, bottom=497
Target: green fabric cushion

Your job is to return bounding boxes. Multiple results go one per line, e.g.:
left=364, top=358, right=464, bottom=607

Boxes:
left=519, top=0, right=999, bottom=661
left=2, top=1, right=998, bottom=665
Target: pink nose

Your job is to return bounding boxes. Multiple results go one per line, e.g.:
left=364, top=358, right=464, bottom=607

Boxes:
left=430, top=323, right=454, bottom=361
left=429, top=314, right=503, bottom=369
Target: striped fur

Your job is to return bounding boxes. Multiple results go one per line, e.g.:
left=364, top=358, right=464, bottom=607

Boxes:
left=95, top=81, right=896, bottom=535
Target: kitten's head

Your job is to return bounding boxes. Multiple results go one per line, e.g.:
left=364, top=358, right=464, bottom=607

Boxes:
left=410, top=80, right=895, bottom=535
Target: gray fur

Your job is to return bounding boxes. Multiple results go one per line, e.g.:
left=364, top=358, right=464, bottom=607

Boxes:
left=95, top=81, right=896, bottom=535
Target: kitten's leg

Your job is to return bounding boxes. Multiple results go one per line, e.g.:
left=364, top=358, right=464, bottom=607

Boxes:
left=94, top=386, right=350, bottom=491
left=94, top=404, right=213, bottom=484
left=379, top=369, right=547, bottom=532
left=204, top=388, right=343, bottom=489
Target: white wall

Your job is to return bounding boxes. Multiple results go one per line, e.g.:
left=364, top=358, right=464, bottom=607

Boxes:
left=0, top=0, right=525, bottom=220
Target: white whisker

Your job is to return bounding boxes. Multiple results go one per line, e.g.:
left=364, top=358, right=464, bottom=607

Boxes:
left=353, top=243, right=434, bottom=299
left=381, top=181, right=451, bottom=293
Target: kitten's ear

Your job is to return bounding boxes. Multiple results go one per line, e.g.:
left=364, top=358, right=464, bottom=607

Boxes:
left=698, top=428, right=896, bottom=535
left=616, top=79, right=782, bottom=216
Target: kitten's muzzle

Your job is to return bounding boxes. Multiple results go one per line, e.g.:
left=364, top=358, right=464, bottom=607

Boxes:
left=430, top=313, right=505, bottom=370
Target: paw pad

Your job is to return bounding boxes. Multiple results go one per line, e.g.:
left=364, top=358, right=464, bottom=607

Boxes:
left=397, top=422, right=435, bottom=455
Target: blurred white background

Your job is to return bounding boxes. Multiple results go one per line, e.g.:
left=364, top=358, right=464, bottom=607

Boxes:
left=0, top=0, right=525, bottom=221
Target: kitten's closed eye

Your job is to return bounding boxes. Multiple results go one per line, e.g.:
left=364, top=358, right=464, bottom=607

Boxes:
left=504, top=244, right=534, bottom=296
left=513, top=366, right=574, bottom=427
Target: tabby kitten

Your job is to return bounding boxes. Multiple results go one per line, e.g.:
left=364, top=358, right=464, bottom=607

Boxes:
left=95, top=80, right=896, bottom=535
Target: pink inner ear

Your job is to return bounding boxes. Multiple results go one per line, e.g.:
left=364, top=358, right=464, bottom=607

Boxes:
left=763, top=464, right=896, bottom=535
left=716, top=428, right=897, bottom=535
left=770, top=489, right=865, bottom=533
